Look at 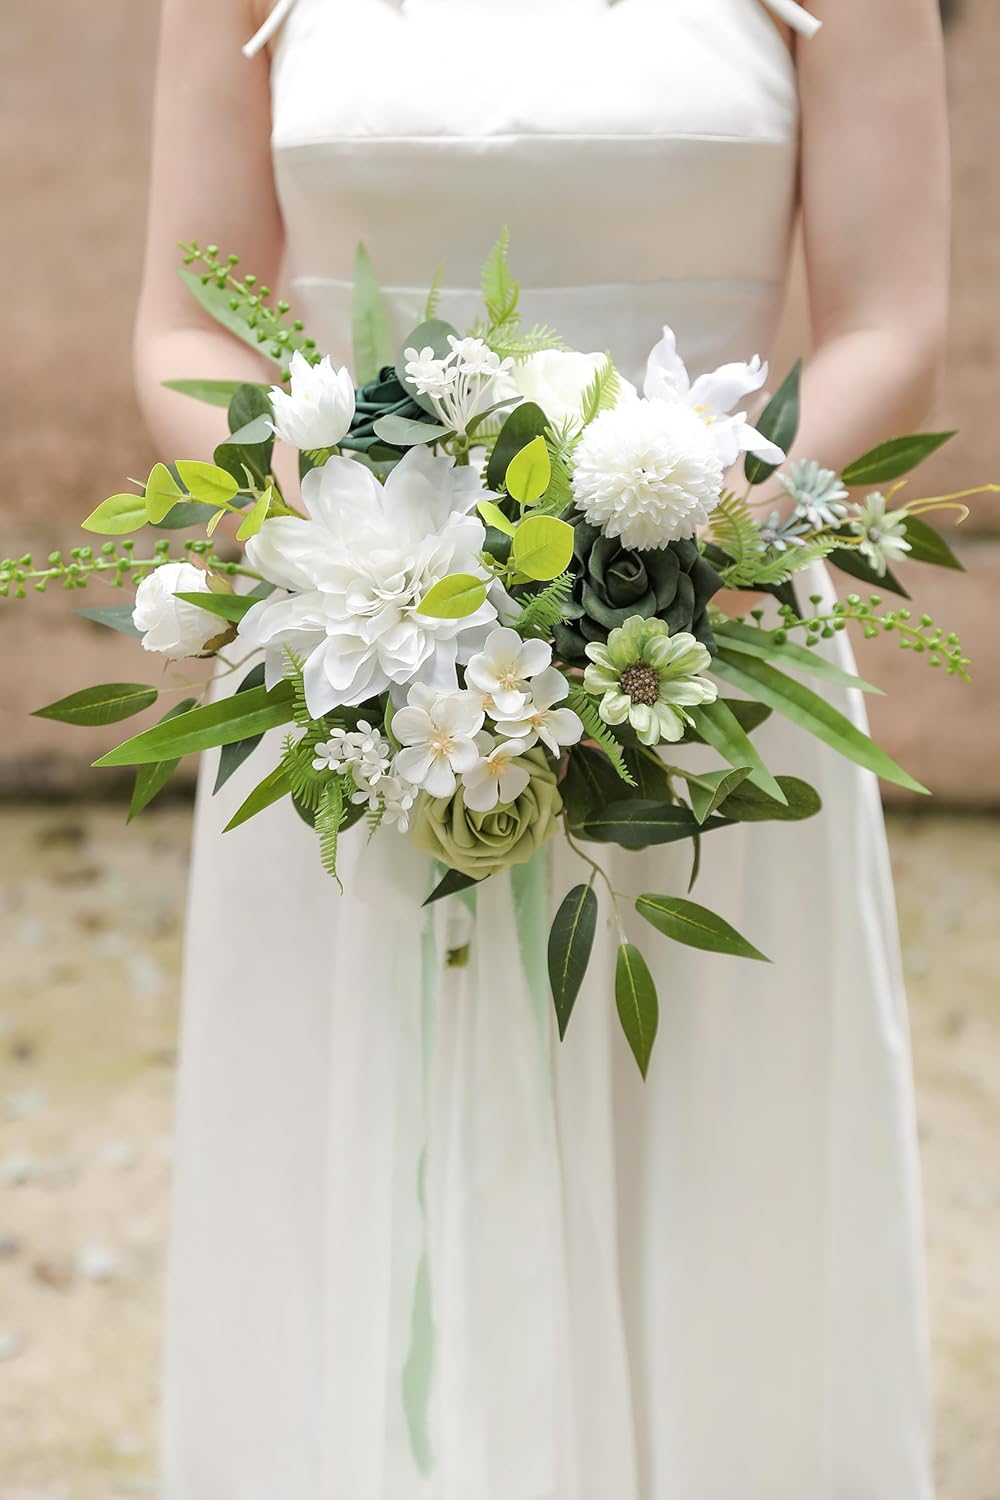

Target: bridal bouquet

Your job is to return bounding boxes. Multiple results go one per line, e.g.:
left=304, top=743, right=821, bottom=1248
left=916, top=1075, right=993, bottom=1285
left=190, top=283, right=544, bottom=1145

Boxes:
left=7, top=235, right=986, bottom=1072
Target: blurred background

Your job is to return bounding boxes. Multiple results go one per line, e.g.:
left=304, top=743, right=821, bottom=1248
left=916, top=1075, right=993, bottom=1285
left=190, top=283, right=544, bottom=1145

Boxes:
left=0, top=1, right=997, bottom=1496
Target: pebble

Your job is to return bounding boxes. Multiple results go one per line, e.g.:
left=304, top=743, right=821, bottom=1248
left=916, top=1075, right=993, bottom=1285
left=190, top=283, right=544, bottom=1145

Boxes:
left=1, top=1153, right=36, bottom=1187
left=0, top=1326, right=25, bottom=1362
left=77, top=1245, right=121, bottom=1283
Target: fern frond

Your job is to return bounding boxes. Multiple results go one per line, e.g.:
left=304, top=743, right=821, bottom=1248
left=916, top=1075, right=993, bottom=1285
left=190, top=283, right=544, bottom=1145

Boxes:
left=566, top=687, right=637, bottom=787
left=515, top=572, right=575, bottom=636
left=424, top=260, right=444, bottom=321
left=316, top=777, right=347, bottom=886
left=708, top=491, right=765, bottom=572
left=486, top=322, right=568, bottom=359
left=279, top=734, right=329, bottom=812
left=281, top=645, right=313, bottom=730
left=366, top=800, right=386, bottom=841
left=480, top=229, right=519, bottom=328
left=579, top=358, right=620, bottom=425
left=533, top=419, right=580, bottom=516
left=724, top=537, right=839, bottom=588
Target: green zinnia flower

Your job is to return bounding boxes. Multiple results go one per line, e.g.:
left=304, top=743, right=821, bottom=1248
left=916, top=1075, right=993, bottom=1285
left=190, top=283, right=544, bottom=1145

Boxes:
left=583, top=615, right=718, bottom=747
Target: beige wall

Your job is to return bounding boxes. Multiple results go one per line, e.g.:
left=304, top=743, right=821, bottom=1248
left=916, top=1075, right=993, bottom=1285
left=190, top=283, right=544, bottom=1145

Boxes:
left=1, top=0, right=997, bottom=800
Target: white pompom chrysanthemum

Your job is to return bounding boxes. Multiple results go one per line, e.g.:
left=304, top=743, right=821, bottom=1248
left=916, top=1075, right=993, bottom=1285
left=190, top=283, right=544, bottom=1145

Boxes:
left=571, top=398, right=725, bottom=552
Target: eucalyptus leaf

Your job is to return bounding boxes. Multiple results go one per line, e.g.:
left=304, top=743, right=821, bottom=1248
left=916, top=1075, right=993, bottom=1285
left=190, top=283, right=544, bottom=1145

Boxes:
left=547, top=884, right=598, bottom=1040
left=636, top=893, right=769, bottom=962
left=486, top=402, right=549, bottom=492
left=34, top=682, right=158, bottom=728
left=477, top=500, right=516, bottom=537
left=615, top=943, right=658, bottom=1079
left=512, top=515, right=575, bottom=581
left=900, top=514, right=964, bottom=571
left=235, top=486, right=272, bottom=542
left=144, top=462, right=184, bottom=524
left=81, top=493, right=148, bottom=536
left=93, top=682, right=295, bottom=767
left=712, top=649, right=929, bottom=794
left=745, top=360, right=801, bottom=486
left=840, top=431, right=955, bottom=487
left=176, top=461, right=239, bottom=508
left=150, top=499, right=217, bottom=531
left=214, top=663, right=267, bottom=793
left=76, top=604, right=142, bottom=639
left=718, top=774, right=822, bottom=823
left=686, top=699, right=787, bottom=803
left=372, top=413, right=451, bottom=447
left=128, top=698, right=199, bottom=822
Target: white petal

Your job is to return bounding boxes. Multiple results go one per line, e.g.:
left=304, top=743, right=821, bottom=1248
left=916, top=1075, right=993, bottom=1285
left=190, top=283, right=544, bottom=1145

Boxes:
left=395, top=745, right=436, bottom=785
left=461, top=770, right=500, bottom=813
left=515, top=636, right=553, bottom=678
left=644, top=325, right=691, bottom=403
left=423, top=758, right=458, bottom=798
left=497, top=762, right=531, bottom=804
left=687, top=356, right=768, bottom=416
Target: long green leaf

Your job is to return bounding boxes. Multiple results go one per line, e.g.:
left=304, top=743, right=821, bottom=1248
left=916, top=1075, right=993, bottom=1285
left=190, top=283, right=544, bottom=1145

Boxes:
left=682, top=767, right=752, bottom=825
left=579, top=799, right=731, bottom=849
left=76, top=605, right=142, bottom=639
left=424, top=867, right=483, bottom=906
left=174, top=591, right=256, bottom=624
left=900, top=515, right=964, bottom=571
left=34, top=683, right=158, bottom=728
left=615, top=943, right=658, bottom=1079
left=214, top=664, right=268, bottom=793
left=712, top=650, right=929, bottom=794
left=128, top=698, right=199, bottom=822
left=352, top=242, right=394, bottom=386
left=178, top=268, right=285, bottom=365
left=827, top=544, right=910, bottom=598
left=841, top=432, right=955, bottom=487
left=745, top=360, right=801, bottom=486
left=714, top=620, right=884, bottom=694
left=547, top=884, right=598, bottom=1040
left=163, top=378, right=269, bottom=408
left=224, top=762, right=293, bottom=832
left=687, top=699, right=787, bottom=804
left=636, top=893, right=769, bottom=962
left=93, top=682, right=294, bottom=767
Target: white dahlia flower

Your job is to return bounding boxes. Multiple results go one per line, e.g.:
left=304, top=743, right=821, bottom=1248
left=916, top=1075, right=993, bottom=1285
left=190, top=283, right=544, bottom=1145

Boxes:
left=238, top=446, right=499, bottom=714
left=132, top=561, right=223, bottom=660
left=571, top=398, right=725, bottom=552
left=268, top=350, right=356, bottom=451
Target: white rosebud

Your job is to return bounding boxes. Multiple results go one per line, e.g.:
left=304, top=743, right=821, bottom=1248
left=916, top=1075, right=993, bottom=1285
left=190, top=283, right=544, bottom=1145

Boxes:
left=499, top=350, right=636, bottom=426
left=132, top=561, right=225, bottom=660
left=268, top=350, right=356, bottom=450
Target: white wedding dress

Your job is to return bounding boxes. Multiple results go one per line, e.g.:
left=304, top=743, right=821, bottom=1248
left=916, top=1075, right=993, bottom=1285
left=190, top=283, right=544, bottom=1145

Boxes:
left=163, top=2, right=934, bottom=1496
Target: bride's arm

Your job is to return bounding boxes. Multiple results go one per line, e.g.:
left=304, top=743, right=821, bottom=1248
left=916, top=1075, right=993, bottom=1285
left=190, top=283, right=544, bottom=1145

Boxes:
left=134, top=0, right=283, bottom=459
left=785, top=0, right=950, bottom=476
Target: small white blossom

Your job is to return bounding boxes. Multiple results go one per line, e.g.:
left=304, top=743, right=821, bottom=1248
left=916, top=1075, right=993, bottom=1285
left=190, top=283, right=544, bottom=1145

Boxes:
left=392, top=685, right=485, bottom=798
left=404, top=337, right=515, bottom=436
left=132, top=562, right=224, bottom=660
left=461, top=734, right=532, bottom=813
left=849, top=492, right=912, bottom=577
left=465, top=627, right=553, bottom=717
left=571, top=399, right=724, bottom=552
left=268, top=350, right=356, bottom=450
left=491, top=667, right=584, bottom=754
left=779, top=459, right=849, bottom=528
left=644, top=325, right=785, bottom=468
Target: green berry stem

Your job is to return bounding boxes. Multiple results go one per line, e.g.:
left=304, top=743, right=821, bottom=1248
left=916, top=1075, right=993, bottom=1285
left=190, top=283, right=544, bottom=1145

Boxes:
left=0, top=539, right=264, bottom=599
left=179, top=240, right=320, bottom=378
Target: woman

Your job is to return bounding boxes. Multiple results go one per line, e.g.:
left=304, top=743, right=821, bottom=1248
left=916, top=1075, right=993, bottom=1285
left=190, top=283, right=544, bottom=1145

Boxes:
left=135, top=0, right=949, bottom=1495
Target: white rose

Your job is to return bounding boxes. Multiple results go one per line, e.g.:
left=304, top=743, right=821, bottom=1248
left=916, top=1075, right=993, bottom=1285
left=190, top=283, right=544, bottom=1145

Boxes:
left=132, top=562, right=225, bottom=660
left=500, top=350, right=636, bottom=426
left=268, top=350, right=356, bottom=450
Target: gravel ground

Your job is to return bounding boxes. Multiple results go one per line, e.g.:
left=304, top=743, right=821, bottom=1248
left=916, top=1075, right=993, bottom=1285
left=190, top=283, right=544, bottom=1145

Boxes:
left=0, top=804, right=997, bottom=1499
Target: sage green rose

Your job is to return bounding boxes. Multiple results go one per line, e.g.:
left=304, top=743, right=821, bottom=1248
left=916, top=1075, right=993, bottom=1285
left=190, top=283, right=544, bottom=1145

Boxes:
left=411, top=748, right=563, bottom=880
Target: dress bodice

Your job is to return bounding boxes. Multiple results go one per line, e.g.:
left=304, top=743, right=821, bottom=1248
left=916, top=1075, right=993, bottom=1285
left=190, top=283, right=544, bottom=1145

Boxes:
left=267, top=0, right=803, bottom=382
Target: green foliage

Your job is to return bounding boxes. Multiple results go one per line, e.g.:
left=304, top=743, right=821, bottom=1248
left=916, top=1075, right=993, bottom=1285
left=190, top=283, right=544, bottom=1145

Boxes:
left=564, top=688, right=636, bottom=786
left=81, top=493, right=149, bottom=537
left=840, top=432, right=955, bottom=487
left=128, top=698, right=199, bottom=822
left=424, top=261, right=445, bottom=321
left=505, top=435, right=551, bottom=505
left=732, top=537, right=838, bottom=588
left=179, top=242, right=318, bottom=377
left=93, top=681, right=295, bottom=767
left=579, top=359, right=620, bottom=426
left=76, top=604, right=142, bottom=638
left=514, top=572, right=574, bottom=636
left=481, top=228, right=519, bottom=328
left=636, top=893, right=769, bottom=962
left=548, top=883, right=598, bottom=1040
left=163, top=378, right=269, bottom=409
left=486, top=402, right=549, bottom=492
left=174, top=590, right=255, bottom=624
left=224, top=761, right=294, bottom=832
left=714, top=618, right=884, bottom=694
left=352, top=242, right=395, bottom=387
left=0, top=537, right=246, bottom=601
left=511, top=515, right=575, bottom=581
left=745, top=360, right=801, bottom=486
left=615, top=943, right=658, bottom=1079
left=34, top=682, right=158, bottom=728
left=214, top=664, right=267, bottom=792
left=900, top=515, right=964, bottom=571
left=717, top=775, right=822, bottom=823
left=708, top=491, right=764, bottom=575
left=578, top=799, right=731, bottom=849
left=423, top=867, right=483, bottom=906
left=417, top=574, right=489, bottom=619
left=316, top=776, right=348, bottom=884
left=679, top=766, right=752, bottom=825
left=686, top=699, right=786, bottom=804
left=774, top=593, right=970, bottom=680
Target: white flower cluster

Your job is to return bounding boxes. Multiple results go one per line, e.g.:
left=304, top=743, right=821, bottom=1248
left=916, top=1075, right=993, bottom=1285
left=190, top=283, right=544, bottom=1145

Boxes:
left=310, top=629, right=583, bottom=825
left=404, top=336, right=515, bottom=436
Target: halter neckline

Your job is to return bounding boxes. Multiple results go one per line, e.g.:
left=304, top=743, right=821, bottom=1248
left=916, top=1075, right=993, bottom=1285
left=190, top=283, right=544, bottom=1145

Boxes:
left=243, top=0, right=820, bottom=60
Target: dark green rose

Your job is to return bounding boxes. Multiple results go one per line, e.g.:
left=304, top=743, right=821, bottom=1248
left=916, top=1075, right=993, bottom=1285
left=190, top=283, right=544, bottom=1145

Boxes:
left=411, top=749, right=562, bottom=881
left=340, top=367, right=439, bottom=456
left=552, top=514, right=724, bottom=664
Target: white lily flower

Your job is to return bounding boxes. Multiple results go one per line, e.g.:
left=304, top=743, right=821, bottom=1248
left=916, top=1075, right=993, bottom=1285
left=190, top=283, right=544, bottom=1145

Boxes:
left=465, top=627, right=553, bottom=717
left=268, top=350, right=356, bottom=451
left=491, top=667, right=584, bottom=754
left=643, top=325, right=785, bottom=469
left=461, top=733, right=532, bottom=813
left=392, top=685, right=485, bottom=798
